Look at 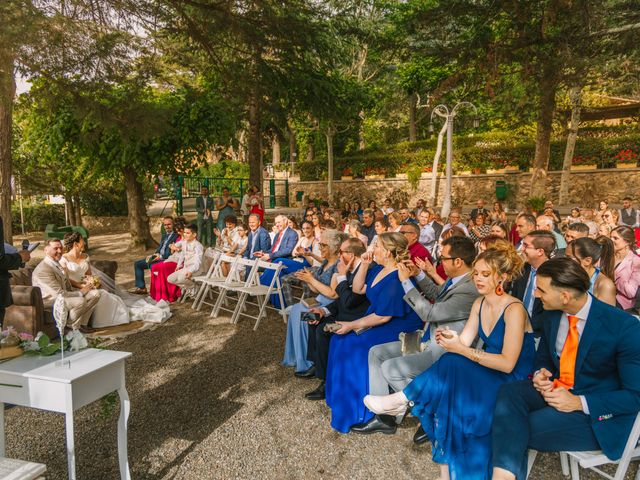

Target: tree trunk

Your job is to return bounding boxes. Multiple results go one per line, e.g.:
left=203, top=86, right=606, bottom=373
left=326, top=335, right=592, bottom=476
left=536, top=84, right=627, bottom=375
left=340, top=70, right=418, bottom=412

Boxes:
left=306, top=143, right=315, bottom=162
left=326, top=127, right=335, bottom=203
left=358, top=110, right=365, bottom=150
left=73, top=193, right=82, bottom=226
left=123, top=167, right=154, bottom=248
left=529, top=65, right=559, bottom=199
left=247, top=88, right=262, bottom=189
left=0, top=50, right=15, bottom=243
left=287, top=122, right=296, bottom=163
left=409, top=93, right=418, bottom=142
left=558, top=86, right=582, bottom=206
left=66, top=196, right=77, bottom=226
left=429, top=121, right=448, bottom=207
left=271, top=135, right=281, bottom=165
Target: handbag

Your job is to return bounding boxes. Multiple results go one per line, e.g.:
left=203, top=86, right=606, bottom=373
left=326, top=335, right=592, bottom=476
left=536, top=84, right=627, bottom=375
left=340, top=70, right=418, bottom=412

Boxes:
left=399, top=329, right=427, bottom=355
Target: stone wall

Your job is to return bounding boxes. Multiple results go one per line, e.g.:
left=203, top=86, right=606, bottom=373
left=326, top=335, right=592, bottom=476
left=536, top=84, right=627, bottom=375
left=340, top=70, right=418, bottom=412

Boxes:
left=287, top=168, right=640, bottom=209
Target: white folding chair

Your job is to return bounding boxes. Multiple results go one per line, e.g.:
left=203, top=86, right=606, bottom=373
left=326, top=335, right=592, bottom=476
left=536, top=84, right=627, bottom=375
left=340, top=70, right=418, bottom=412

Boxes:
left=527, top=450, right=569, bottom=478
left=229, top=260, right=287, bottom=330
left=190, top=248, right=223, bottom=308
left=192, top=253, right=239, bottom=311
left=210, top=257, right=260, bottom=319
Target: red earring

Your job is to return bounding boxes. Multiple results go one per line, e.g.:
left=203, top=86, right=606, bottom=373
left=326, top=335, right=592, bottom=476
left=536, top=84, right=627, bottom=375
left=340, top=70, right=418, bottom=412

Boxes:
left=495, top=282, right=504, bottom=296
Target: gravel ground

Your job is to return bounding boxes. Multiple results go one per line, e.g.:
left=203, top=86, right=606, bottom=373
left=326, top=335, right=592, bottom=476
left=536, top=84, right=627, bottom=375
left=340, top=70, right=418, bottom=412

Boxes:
left=5, top=233, right=638, bottom=479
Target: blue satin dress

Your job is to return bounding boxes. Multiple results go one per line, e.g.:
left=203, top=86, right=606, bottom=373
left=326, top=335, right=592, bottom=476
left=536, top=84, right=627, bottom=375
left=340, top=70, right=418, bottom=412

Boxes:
left=326, top=266, right=423, bottom=433
left=403, top=300, right=535, bottom=480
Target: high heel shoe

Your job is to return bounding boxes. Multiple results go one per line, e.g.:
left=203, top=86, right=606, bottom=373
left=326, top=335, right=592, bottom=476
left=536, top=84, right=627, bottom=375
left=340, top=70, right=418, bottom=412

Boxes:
left=363, top=394, right=409, bottom=417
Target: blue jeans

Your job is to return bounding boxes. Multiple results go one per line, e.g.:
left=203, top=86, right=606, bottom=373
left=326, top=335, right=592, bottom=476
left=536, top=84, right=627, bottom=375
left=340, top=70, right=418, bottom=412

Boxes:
left=134, top=259, right=153, bottom=288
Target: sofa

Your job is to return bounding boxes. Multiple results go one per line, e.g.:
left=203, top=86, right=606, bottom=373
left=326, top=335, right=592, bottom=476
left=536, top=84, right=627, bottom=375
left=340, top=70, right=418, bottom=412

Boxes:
left=5, top=259, right=118, bottom=338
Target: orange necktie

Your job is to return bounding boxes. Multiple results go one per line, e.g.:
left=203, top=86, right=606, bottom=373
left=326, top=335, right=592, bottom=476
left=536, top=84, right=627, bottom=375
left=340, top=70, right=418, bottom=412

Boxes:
left=554, top=315, right=580, bottom=389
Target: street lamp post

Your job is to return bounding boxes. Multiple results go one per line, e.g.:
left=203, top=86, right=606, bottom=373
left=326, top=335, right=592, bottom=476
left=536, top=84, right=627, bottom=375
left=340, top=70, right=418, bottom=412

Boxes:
left=430, top=102, right=478, bottom=218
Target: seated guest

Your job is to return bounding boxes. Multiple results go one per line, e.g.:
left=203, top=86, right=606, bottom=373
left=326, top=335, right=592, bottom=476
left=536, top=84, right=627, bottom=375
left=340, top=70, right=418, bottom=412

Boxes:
left=489, top=223, right=509, bottom=240
left=131, top=216, right=178, bottom=295
left=611, top=226, right=640, bottom=311
left=347, top=219, right=368, bottom=247
left=366, top=217, right=389, bottom=253
left=478, top=235, right=511, bottom=254
left=399, top=208, right=417, bottom=224
left=288, top=216, right=302, bottom=238
left=303, top=238, right=370, bottom=399
left=490, top=201, right=507, bottom=224
left=513, top=213, right=536, bottom=249
left=150, top=220, right=185, bottom=302
left=32, top=239, right=101, bottom=332
left=282, top=230, right=344, bottom=375
left=417, top=210, right=436, bottom=251
left=602, top=208, right=620, bottom=228
left=510, top=230, right=555, bottom=333
left=562, top=207, right=583, bottom=228
left=325, top=232, right=423, bottom=433
left=399, top=222, right=433, bottom=263
left=432, top=226, right=467, bottom=280
left=470, top=199, right=489, bottom=221
left=214, top=214, right=239, bottom=253
left=580, top=207, right=599, bottom=237
left=360, top=209, right=376, bottom=244
left=381, top=198, right=394, bottom=216
left=563, top=221, right=589, bottom=244
left=440, top=210, right=469, bottom=238
left=355, top=236, right=479, bottom=437
left=167, top=224, right=204, bottom=298
left=491, top=258, right=640, bottom=480
left=619, top=196, right=638, bottom=228
left=387, top=212, right=402, bottom=232
left=244, top=214, right=271, bottom=261
left=566, top=237, right=617, bottom=306
left=536, top=215, right=566, bottom=252
left=469, top=212, right=491, bottom=243
left=365, top=243, right=535, bottom=479
left=220, top=224, right=249, bottom=276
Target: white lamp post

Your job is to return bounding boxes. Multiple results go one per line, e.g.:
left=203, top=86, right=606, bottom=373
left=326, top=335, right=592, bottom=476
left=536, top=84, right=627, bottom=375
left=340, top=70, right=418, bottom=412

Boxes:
left=430, top=102, right=479, bottom=218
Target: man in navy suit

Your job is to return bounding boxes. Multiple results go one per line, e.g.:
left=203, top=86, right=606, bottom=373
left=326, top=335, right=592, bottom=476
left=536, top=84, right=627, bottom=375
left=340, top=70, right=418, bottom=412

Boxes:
left=255, top=214, right=298, bottom=262
left=244, top=213, right=271, bottom=260
left=492, top=257, right=640, bottom=480
left=0, top=217, right=29, bottom=325
left=131, top=216, right=179, bottom=294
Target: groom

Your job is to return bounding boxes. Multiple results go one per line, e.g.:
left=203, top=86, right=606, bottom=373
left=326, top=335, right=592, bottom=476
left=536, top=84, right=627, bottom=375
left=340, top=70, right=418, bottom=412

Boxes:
left=32, top=239, right=101, bottom=332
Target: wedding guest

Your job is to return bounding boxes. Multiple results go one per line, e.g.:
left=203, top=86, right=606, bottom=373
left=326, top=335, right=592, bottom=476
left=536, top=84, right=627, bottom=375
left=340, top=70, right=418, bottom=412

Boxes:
left=387, top=212, right=402, bottom=232
left=241, top=187, right=252, bottom=224
left=399, top=208, right=417, bottom=224
left=580, top=207, right=599, bottom=237
left=150, top=221, right=185, bottom=302
left=565, top=237, right=617, bottom=306
left=381, top=199, right=394, bottom=216
left=513, top=214, right=536, bottom=249
left=311, top=213, right=323, bottom=241
left=364, top=243, right=534, bottom=479
left=562, top=207, right=583, bottom=227
left=167, top=224, right=204, bottom=298
left=325, top=232, right=422, bottom=433
left=248, top=186, right=265, bottom=223
left=490, top=201, right=507, bottom=223
left=196, top=186, right=214, bottom=247
left=354, top=201, right=364, bottom=219
left=470, top=199, right=489, bottom=221
left=543, top=200, right=561, bottom=224
left=440, top=210, right=469, bottom=238
left=595, top=199, right=609, bottom=224
left=368, top=200, right=377, bottom=211
left=399, top=222, right=433, bottom=262
left=360, top=209, right=376, bottom=244
left=32, top=239, right=100, bottom=332
left=469, top=212, right=491, bottom=243
left=491, top=258, right=640, bottom=480
left=563, top=222, right=589, bottom=244
left=215, top=186, right=239, bottom=234
left=414, top=199, right=426, bottom=218
left=601, top=209, right=620, bottom=228
left=355, top=236, right=478, bottom=437
left=60, top=233, right=129, bottom=328
left=341, top=202, right=352, bottom=219
left=347, top=219, right=368, bottom=247
left=367, top=217, right=389, bottom=253
left=418, top=210, right=436, bottom=251
left=611, top=226, right=640, bottom=311
left=282, top=230, right=343, bottom=376
left=619, top=197, right=639, bottom=227
left=428, top=208, right=444, bottom=241
left=490, top=222, right=509, bottom=239
left=599, top=223, right=613, bottom=237
left=131, top=216, right=178, bottom=295
left=255, top=214, right=298, bottom=262
left=304, top=238, right=369, bottom=400
left=214, top=214, right=239, bottom=253
left=0, top=217, right=28, bottom=325
left=244, top=214, right=271, bottom=261
left=536, top=215, right=567, bottom=251
left=288, top=216, right=302, bottom=238
left=478, top=235, right=512, bottom=253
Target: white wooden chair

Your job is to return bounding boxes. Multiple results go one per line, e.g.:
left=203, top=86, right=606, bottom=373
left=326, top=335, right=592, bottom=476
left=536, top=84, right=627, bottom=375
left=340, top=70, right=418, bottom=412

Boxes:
left=527, top=411, right=640, bottom=479
left=229, top=260, right=287, bottom=330
left=210, top=257, right=260, bottom=319
left=190, top=248, right=223, bottom=309
left=0, top=456, right=46, bottom=480
left=192, top=253, right=239, bottom=311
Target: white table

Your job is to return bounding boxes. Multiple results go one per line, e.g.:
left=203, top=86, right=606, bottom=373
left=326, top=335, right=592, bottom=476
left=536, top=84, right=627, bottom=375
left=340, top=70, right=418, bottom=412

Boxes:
left=0, top=348, right=132, bottom=480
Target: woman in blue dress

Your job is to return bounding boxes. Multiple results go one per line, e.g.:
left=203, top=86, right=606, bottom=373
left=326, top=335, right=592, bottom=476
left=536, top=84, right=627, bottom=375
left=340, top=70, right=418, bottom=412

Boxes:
left=565, top=237, right=616, bottom=306
left=282, top=229, right=344, bottom=375
left=364, top=243, right=535, bottom=480
left=326, top=232, right=423, bottom=433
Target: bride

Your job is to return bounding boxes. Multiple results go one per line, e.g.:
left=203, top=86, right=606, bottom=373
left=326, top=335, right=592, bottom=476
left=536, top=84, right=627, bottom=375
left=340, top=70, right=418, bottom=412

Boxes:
left=60, top=232, right=172, bottom=327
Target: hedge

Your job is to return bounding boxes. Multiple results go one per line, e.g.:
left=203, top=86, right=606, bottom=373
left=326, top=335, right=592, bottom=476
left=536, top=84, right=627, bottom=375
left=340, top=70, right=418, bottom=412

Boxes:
left=11, top=204, right=65, bottom=233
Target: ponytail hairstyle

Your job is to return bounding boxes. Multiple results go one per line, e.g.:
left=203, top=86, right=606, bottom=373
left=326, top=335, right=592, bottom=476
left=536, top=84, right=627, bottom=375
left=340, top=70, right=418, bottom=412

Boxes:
left=474, top=240, right=524, bottom=282
left=377, top=232, right=410, bottom=264
left=570, top=237, right=615, bottom=280
left=62, top=232, right=83, bottom=253
left=612, top=225, right=637, bottom=250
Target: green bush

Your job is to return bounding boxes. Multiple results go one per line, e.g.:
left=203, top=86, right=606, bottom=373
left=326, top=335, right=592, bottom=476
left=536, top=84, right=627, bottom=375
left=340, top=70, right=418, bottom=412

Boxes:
left=11, top=203, right=65, bottom=233
left=81, top=190, right=128, bottom=216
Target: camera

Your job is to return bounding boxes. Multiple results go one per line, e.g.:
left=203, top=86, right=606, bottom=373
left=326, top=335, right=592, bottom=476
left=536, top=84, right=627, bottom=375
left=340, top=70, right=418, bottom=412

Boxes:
left=300, top=312, right=318, bottom=322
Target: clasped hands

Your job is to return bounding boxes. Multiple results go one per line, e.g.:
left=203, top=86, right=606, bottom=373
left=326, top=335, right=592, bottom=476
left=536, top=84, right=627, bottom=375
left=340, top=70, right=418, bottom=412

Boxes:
left=396, top=257, right=437, bottom=282
left=434, top=327, right=463, bottom=352
left=294, top=267, right=314, bottom=283
left=533, top=368, right=583, bottom=413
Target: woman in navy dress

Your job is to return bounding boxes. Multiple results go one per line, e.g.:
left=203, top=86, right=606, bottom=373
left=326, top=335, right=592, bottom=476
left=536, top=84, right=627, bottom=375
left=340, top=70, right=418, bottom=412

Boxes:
left=364, top=243, right=535, bottom=480
left=326, top=232, right=422, bottom=433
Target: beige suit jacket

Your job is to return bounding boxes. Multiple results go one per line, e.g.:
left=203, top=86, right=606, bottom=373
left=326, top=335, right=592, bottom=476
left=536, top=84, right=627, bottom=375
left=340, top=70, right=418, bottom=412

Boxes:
left=32, top=257, right=82, bottom=308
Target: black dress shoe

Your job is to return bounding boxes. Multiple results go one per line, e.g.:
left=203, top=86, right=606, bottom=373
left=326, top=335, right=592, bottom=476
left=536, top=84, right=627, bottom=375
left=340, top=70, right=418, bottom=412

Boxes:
left=305, top=381, right=325, bottom=400
left=413, top=425, right=429, bottom=444
left=294, top=366, right=316, bottom=378
left=350, top=415, right=397, bottom=435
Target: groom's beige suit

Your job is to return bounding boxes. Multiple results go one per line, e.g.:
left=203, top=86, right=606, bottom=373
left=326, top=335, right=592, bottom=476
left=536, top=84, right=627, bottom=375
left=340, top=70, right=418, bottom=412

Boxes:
left=32, top=257, right=101, bottom=329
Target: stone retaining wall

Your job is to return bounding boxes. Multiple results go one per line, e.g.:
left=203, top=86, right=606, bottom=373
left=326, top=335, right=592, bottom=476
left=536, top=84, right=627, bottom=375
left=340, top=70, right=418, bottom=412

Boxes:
left=288, top=168, right=640, bottom=209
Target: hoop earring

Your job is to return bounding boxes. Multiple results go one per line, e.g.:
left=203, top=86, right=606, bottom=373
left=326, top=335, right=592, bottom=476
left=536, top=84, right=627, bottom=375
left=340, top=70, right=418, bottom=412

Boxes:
left=495, top=281, right=504, bottom=296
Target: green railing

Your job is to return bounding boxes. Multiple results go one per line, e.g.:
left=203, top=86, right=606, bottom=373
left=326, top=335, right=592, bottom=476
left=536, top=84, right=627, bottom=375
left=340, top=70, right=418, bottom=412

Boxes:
left=173, top=175, right=289, bottom=215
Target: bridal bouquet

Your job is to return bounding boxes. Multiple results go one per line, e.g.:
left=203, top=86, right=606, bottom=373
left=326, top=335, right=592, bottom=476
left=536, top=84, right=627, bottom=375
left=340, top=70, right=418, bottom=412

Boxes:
left=84, top=275, right=101, bottom=289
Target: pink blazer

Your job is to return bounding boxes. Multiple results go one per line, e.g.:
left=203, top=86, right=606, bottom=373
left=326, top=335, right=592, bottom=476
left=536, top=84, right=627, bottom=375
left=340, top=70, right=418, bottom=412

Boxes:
left=615, top=251, right=640, bottom=310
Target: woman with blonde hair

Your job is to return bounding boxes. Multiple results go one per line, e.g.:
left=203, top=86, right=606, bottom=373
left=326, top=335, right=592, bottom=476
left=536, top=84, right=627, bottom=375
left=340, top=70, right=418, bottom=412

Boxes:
left=326, top=232, right=422, bottom=433
left=364, top=242, right=535, bottom=479
left=387, top=211, right=403, bottom=232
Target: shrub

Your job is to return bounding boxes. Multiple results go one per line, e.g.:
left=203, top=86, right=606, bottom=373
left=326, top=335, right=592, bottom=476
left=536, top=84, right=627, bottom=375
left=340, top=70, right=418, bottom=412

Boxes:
left=81, top=189, right=128, bottom=216
left=11, top=203, right=65, bottom=233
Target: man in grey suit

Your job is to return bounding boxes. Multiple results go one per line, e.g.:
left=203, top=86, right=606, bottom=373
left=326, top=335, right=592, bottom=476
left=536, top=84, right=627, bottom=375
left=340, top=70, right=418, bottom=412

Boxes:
left=351, top=236, right=479, bottom=437
left=196, top=186, right=214, bottom=247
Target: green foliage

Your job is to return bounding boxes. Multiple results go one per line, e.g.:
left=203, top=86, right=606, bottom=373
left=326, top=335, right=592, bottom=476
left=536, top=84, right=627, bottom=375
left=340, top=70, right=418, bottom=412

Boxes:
left=198, top=160, right=250, bottom=179
left=11, top=203, right=65, bottom=233
left=527, top=197, right=547, bottom=213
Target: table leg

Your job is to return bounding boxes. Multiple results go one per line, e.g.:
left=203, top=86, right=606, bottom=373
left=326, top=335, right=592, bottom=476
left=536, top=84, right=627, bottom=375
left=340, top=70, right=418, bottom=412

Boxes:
left=0, top=401, right=5, bottom=456
left=117, top=382, right=131, bottom=480
left=64, top=395, right=76, bottom=480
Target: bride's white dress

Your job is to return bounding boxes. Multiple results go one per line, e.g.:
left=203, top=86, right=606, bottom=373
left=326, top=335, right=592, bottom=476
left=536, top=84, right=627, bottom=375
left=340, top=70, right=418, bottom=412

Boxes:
left=60, top=256, right=129, bottom=328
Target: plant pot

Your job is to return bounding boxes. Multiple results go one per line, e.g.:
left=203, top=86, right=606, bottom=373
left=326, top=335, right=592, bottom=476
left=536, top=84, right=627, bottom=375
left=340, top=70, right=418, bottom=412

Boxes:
left=420, top=172, right=433, bottom=178
left=364, top=174, right=384, bottom=180
left=458, top=170, right=472, bottom=175
left=486, top=168, right=506, bottom=174
left=505, top=167, right=520, bottom=173
left=616, top=163, right=637, bottom=169
left=395, top=173, right=408, bottom=179
left=570, top=165, right=597, bottom=171
left=340, top=175, right=353, bottom=181
left=288, top=175, right=300, bottom=182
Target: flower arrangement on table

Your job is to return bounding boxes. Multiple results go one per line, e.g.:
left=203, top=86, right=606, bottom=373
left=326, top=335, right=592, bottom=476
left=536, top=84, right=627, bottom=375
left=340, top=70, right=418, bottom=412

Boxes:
left=0, top=327, right=88, bottom=357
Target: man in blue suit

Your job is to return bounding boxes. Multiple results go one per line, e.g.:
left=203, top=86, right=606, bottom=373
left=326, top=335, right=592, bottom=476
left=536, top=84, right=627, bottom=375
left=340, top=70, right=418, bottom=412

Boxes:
left=244, top=214, right=271, bottom=260
left=492, top=257, right=640, bottom=480
left=131, top=216, right=179, bottom=294
left=254, top=214, right=298, bottom=262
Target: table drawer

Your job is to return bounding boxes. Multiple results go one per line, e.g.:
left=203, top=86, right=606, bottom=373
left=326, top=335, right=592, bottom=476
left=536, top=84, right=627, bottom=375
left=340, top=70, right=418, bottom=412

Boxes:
left=0, top=373, right=28, bottom=406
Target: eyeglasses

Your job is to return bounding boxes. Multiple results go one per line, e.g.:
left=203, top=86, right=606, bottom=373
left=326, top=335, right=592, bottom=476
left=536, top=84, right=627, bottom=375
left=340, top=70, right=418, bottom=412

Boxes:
left=339, top=249, right=352, bottom=254
left=603, top=214, right=611, bottom=218
left=440, top=256, right=458, bottom=262
left=319, top=242, right=328, bottom=248
left=399, top=230, right=416, bottom=235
